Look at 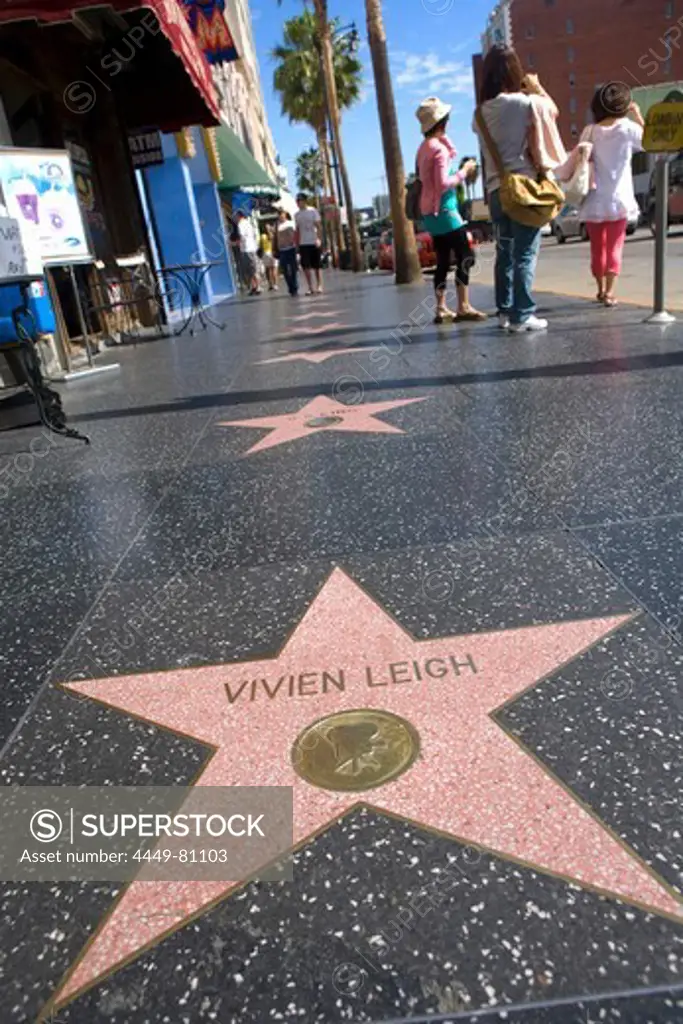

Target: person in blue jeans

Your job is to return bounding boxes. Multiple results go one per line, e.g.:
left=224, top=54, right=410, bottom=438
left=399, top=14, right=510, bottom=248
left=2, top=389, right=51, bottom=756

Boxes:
left=276, top=209, right=299, bottom=296
left=488, top=189, right=542, bottom=330
left=473, top=46, right=548, bottom=333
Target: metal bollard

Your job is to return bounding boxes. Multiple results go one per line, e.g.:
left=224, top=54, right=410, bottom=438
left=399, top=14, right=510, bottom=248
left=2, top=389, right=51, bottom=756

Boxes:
left=646, top=157, right=676, bottom=324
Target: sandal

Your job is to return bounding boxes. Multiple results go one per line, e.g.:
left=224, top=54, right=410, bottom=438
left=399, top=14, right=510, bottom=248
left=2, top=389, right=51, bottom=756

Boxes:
left=596, top=291, right=605, bottom=302
left=434, top=308, right=457, bottom=324
left=456, top=308, right=488, bottom=322
left=603, top=295, right=618, bottom=307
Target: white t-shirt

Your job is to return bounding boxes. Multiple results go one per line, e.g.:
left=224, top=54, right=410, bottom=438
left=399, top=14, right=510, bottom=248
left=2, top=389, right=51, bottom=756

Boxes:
left=237, top=218, right=258, bottom=253
left=580, top=118, right=643, bottom=223
left=295, top=207, right=321, bottom=246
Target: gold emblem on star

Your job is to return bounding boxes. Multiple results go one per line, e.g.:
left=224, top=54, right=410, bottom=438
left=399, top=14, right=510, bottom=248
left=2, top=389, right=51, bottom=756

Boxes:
left=292, top=708, right=420, bottom=792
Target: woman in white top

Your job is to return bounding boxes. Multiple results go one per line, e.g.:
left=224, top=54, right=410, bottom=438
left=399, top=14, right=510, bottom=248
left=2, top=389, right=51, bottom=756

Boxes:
left=579, top=82, right=644, bottom=307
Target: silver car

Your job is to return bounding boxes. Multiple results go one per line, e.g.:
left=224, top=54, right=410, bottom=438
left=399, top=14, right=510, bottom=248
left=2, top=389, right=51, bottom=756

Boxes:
left=552, top=203, right=637, bottom=243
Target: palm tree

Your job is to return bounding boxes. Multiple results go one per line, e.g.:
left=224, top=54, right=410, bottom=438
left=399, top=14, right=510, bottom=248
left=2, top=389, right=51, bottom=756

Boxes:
left=295, top=146, right=324, bottom=195
left=365, top=0, right=421, bottom=284
left=272, top=7, right=363, bottom=271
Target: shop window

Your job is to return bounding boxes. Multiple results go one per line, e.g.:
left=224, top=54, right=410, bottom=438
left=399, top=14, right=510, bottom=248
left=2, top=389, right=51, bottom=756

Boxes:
left=567, top=46, right=575, bottom=63
left=566, top=17, right=575, bottom=34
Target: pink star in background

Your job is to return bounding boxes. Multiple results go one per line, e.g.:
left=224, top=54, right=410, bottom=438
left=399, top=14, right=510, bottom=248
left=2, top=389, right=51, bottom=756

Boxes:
left=216, top=395, right=427, bottom=455
left=286, top=310, right=344, bottom=322
left=284, top=322, right=356, bottom=336
left=257, top=347, right=375, bottom=366
left=50, top=569, right=679, bottom=1013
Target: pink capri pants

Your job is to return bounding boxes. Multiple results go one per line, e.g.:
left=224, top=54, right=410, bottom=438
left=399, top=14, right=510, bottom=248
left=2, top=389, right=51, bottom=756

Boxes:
left=585, top=219, right=628, bottom=279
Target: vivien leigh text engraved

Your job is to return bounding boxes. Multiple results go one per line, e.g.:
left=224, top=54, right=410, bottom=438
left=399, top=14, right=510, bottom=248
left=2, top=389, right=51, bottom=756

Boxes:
left=224, top=654, right=477, bottom=705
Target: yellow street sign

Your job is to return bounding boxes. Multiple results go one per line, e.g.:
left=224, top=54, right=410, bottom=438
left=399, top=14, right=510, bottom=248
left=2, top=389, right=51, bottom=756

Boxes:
left=644, top=102, right=683, bottom=152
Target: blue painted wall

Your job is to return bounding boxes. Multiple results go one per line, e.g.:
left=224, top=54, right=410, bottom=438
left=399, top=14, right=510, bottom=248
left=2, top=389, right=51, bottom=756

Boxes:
left=193, top=183, right=233, bottom=301
left=140, top=131, right=234, bottom=310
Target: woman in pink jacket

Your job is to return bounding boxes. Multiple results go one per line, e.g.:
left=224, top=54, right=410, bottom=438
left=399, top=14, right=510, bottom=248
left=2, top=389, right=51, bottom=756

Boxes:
left=416, top=97, right=486, bottom=325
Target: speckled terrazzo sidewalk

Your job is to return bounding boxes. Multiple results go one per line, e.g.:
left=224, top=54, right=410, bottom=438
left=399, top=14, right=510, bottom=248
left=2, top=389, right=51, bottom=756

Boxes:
left=0, top=273, right=681, bottom=1023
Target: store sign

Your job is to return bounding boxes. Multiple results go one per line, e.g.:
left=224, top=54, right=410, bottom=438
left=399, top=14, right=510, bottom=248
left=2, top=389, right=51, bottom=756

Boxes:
left=644, top=101, right=683, bottom=152
left=0, top=147, right=90, bottom=266
left=182, top=0, right=239, bottom=65
left=128, top=130, right=164, bottom=169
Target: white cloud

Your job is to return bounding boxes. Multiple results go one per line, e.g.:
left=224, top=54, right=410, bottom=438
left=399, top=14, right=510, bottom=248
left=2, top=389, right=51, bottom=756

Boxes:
left=391, top=51, right=473, bottom=99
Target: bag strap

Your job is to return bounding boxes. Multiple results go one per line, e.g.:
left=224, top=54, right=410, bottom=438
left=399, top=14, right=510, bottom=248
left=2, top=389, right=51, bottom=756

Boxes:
left=475, top=107, right=506, bottom=180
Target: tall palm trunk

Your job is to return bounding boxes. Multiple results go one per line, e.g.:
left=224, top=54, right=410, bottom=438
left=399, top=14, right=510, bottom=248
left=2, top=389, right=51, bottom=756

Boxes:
left=316, top=127, right=336, bottom=265
left=365, top=0, right=421, bottom=284
left=313, top=0, right=363, bottom=272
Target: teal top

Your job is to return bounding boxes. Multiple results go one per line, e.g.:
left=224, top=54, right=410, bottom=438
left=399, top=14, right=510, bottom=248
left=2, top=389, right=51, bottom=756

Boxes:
left=422, top=164, right=464, bottom=235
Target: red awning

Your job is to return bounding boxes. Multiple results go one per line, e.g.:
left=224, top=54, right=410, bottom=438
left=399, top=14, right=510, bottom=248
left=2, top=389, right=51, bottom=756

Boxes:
left=0, top=0, right=220, bottom=124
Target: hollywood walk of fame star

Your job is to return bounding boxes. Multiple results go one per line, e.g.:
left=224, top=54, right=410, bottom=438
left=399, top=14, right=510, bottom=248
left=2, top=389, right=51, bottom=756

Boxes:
left=280, top=322, right=358, bottom=337
left=286, top=310, right=344, bottom=322
left=48, top=569, right=680, bottom=1014
left=216, top=394, right=427, bottom=455
left=257, top=347, right=376, bottom=366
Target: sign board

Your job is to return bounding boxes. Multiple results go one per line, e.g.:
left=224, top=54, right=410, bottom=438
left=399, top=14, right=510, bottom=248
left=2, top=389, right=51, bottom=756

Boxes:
left=182, top=0, right=239, bottom=65
left=128, top=129, right=164, bottom=169
left=0, top=216, right=41, bottom=282
left=65, top=140, right=112, bottom=261
left=644, top=102, right=683, bottom=152
left=0, top=148, right=91, bottom=266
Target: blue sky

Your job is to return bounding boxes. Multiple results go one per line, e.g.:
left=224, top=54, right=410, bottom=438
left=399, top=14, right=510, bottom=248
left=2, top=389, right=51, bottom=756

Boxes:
left=251, top=0, right=494, bottom=206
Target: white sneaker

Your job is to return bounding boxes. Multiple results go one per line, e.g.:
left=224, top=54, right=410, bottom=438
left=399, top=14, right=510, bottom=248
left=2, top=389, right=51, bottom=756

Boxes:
left=507, top=315, right=548, bottom=334
left=498, top=314, right=510, bottom=330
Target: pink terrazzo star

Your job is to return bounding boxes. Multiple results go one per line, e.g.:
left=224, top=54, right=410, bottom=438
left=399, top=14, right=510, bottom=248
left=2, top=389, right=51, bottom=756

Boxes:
left=51, top=569, right=680, bottom=1011
left=257, top=347, right=374, bottom=366
left=286, top=310, right=344, bottom=322
left=283, top=322, right=357, bottom=336
left=216, top=395, right=427, bottom=455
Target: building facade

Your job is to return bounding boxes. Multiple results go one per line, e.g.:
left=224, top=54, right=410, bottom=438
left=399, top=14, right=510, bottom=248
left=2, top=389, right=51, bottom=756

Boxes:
left=214, top=0, right=279, bottom=183
left=492, top=0, right=683, bottom=145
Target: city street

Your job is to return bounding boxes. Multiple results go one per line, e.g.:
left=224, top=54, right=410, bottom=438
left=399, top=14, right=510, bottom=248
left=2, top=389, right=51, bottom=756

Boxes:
left=476, top=227, right=683, bottom=312
left=1, top=273, right=681, bottom=1023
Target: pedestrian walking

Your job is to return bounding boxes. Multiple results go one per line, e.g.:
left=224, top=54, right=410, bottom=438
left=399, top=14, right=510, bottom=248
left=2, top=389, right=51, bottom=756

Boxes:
left=236, top=211, right=261, bottom=296
left=295, top=194, right=323, bottom=295
left=259, top=223, right=278, bottom=291
left=473, top=46, right=549, bottom=333
left=276, top=209, right=299, bottom=297
left=579, top=83, right=644, bottom=307
left=415, top=98, right=486, bottom=325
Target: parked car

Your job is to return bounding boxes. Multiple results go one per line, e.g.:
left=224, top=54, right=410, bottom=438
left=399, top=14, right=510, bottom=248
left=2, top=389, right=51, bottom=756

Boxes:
left=378, top=229, right=437, bottom=271
left=552, top=204, right=637, bottom=243
left=646, top=153, right=683, bottom=235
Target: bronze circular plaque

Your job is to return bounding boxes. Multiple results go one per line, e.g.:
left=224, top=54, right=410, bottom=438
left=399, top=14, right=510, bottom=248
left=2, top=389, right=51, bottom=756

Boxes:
left=304, top=415, right=344, bottom=428
left=292, top=709, right=420, bottom=792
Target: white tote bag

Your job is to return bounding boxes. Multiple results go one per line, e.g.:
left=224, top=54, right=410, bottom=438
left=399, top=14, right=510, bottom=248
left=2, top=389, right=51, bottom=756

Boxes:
left=562, top=126, right=594, bottom=207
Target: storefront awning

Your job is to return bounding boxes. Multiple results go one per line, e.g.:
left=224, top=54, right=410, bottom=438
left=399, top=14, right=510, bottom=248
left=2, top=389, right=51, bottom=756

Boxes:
left=0, top=0, right=220, bottom=126
left=215, top=125, right=278, bottom=196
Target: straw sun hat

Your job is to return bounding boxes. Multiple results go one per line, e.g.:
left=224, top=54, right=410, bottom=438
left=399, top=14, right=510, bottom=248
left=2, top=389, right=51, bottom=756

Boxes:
left=416, top=96, right=452, bottom=134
